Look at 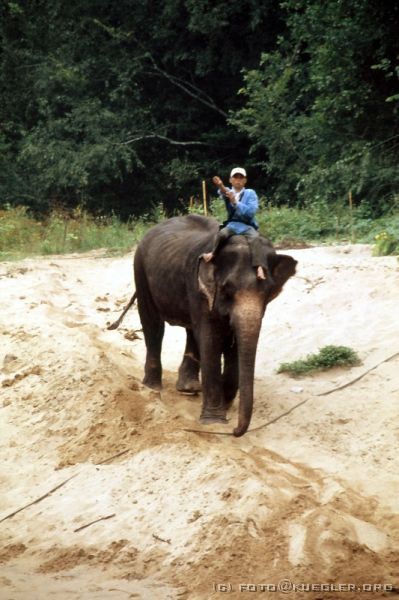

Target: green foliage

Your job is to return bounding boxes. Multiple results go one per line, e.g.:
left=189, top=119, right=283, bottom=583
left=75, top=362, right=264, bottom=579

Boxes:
left=207, top=197, right=228, bottom=222
left=257, top=200, right=346, bottom=241
left=256, top=200, right=399, bottom=245
left=203, top=193, right=399, bottom=247
left=1, top=200, right=398, bottom=260
left=0, top=0, right=398, bottom=217
left=0, top=206, right=42, bottom=255
left=0, top=205, right=151, bottom=260
left=277, top=345, right=361, bottom=376
left=18, top=99, right=136, bottom=206
left=231, top=0, right=399, bottom=212
left=373, top=230, right=399, bottom=256
left=0, top=0, right=280, bottom=215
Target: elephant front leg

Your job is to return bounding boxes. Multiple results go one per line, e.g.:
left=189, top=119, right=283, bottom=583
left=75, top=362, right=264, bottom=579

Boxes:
left=198, top=325, right=227, bottom=424
left=176, top=329, right=201, bottom=394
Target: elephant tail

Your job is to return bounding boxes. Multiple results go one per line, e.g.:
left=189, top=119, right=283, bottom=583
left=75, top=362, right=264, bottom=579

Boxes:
left=107, top=291, right=137, bottom=330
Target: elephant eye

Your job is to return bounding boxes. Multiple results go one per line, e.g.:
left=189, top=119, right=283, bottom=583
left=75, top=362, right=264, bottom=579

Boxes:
left=221, top=280, right=235, bottom=298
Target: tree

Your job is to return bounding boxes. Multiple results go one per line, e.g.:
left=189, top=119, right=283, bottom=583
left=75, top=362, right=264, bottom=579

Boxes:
left=231, top=0, right=399, bottom=213
left=0, top=0, right=284, bottom=216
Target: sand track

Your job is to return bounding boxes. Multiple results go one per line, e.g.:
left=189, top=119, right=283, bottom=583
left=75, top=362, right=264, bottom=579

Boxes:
left=0, top=245, right=398, bottom=599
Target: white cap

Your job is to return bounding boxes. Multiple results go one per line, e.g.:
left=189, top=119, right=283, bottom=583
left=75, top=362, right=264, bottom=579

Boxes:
left=230, top=167, right=247, bottom=177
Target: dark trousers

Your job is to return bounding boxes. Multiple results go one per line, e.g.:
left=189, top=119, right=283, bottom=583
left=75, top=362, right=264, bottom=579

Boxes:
left=210, top=226, right=266, bottom=268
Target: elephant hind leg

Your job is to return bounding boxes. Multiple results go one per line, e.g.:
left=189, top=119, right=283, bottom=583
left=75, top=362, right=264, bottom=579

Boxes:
left=142, top=318, right=164, bottom=390
left=176, top=329, right=201, bottom=394
left=137, top=293, right=164, bottom=389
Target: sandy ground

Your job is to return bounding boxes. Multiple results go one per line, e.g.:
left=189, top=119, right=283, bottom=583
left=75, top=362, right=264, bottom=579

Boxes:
left=0, top=243, right=398, bottom=600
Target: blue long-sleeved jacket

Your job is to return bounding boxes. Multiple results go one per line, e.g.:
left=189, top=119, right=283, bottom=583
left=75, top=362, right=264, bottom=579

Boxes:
left=219, top=187, right=259, bottom=234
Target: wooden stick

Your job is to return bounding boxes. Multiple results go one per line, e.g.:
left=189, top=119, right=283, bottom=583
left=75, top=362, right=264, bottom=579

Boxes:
left=317, top=350, right=399, bottom=396
left=152, top=533, right=171, bottom=544
left=181, top=398, right=309, bottom=436
left=348, top=190, right=354, bottom=242
left=181, top=351, right=399, bottom=435
left=0, top=475, right=77, bottom=523
left=202, top=180, right=207, bottom=215
left=97, top=448, right=131, bottom=465
left=74, top=513, right=115, bottom=533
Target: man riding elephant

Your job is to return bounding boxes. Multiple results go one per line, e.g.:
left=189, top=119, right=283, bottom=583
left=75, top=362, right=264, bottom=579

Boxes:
left=202, top=167, right=268, bottom=281
left=109, top=212, right=297, bottom=437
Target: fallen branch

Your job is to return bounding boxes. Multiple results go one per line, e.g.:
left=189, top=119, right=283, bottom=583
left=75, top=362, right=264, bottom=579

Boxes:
left=74, top=513, right=115, bottom=533
left=317, top=350, right=399, bottom=396
left=97, top=449, right=131, bottom=465
left=181, top=351, right=399, bottom=435
left=152, top=533, right=171, bottom=544
left=181, top=398, right=309, bottom=436
left=246, top=398, right=310, bottom=432
left=0, top=475, right=77, bottom=524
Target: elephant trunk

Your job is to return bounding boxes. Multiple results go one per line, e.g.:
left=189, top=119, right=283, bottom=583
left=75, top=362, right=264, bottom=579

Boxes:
left=231, top=291, right=264, bottom=437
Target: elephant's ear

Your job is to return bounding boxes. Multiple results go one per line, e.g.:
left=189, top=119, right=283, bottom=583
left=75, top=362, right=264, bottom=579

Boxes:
left=198, top=257, right=217, bottom=311
left=267, top=254, right=297, bottom=302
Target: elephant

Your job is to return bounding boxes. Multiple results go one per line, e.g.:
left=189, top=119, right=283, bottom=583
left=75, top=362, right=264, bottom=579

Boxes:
left=109, top=214, right=297, bottom=437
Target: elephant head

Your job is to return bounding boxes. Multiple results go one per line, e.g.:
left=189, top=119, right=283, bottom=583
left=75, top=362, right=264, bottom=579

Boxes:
left=198, top=237, right=297, bottom=436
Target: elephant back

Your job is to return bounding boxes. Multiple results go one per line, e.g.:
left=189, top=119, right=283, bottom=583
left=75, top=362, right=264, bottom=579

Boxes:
left=134, top=216, right=219, bottom=324
left=137, top=215, right=219, bottom=258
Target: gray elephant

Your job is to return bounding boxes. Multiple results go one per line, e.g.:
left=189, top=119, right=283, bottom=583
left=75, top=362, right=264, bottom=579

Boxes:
left=109, top=215, right=297, bottom=436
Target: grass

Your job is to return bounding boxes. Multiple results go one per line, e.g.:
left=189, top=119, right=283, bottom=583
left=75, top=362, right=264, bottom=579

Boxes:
left=372, top=230, right=399, bottom=256
left=256, top=200, right=399, bottom=249
left=277, top=345, right=361, bottom=377
left=0, top=205, right=159, bottom=260
left=204, top=196, right=399, bottom=251
left=1, top=199, right=398, bottom=260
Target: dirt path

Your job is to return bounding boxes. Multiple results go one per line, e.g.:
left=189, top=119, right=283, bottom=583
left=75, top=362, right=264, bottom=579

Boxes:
left=0, top=245, right=398, bottom=599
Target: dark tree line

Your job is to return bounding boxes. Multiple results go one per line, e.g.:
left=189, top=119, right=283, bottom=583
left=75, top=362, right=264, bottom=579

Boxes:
left=1, top=0, right=398, bottom=218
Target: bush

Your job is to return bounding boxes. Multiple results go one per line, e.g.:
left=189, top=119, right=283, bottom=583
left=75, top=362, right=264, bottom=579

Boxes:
left=373, top=230, right=399, bottom=256
left=0, top=205, right=140, bottom=259
left=277, top=345, right=361, bottom=376
left=1, top=198, right=399, bottom=260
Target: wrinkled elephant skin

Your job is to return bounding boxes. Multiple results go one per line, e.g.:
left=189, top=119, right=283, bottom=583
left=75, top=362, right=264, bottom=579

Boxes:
left=130, top=215, right=297, bottom=436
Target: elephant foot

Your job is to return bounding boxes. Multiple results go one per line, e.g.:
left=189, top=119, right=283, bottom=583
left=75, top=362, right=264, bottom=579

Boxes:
left=176, top=379, right=202, bottom=395
left=200, top=413, right=228, bottom=425
left=142, top=376, right=162, bottom=391
left=222, top=397, right=235, bottom=411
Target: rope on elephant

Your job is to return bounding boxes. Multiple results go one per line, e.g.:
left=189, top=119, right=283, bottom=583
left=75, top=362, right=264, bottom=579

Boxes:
left=181, top=350, right=399, bottom=436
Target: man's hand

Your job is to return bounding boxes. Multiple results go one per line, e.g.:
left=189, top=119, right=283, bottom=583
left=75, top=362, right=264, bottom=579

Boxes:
left=213, top=175, right=236, bottom=204
left=225, top=190, right=237, bottom=205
